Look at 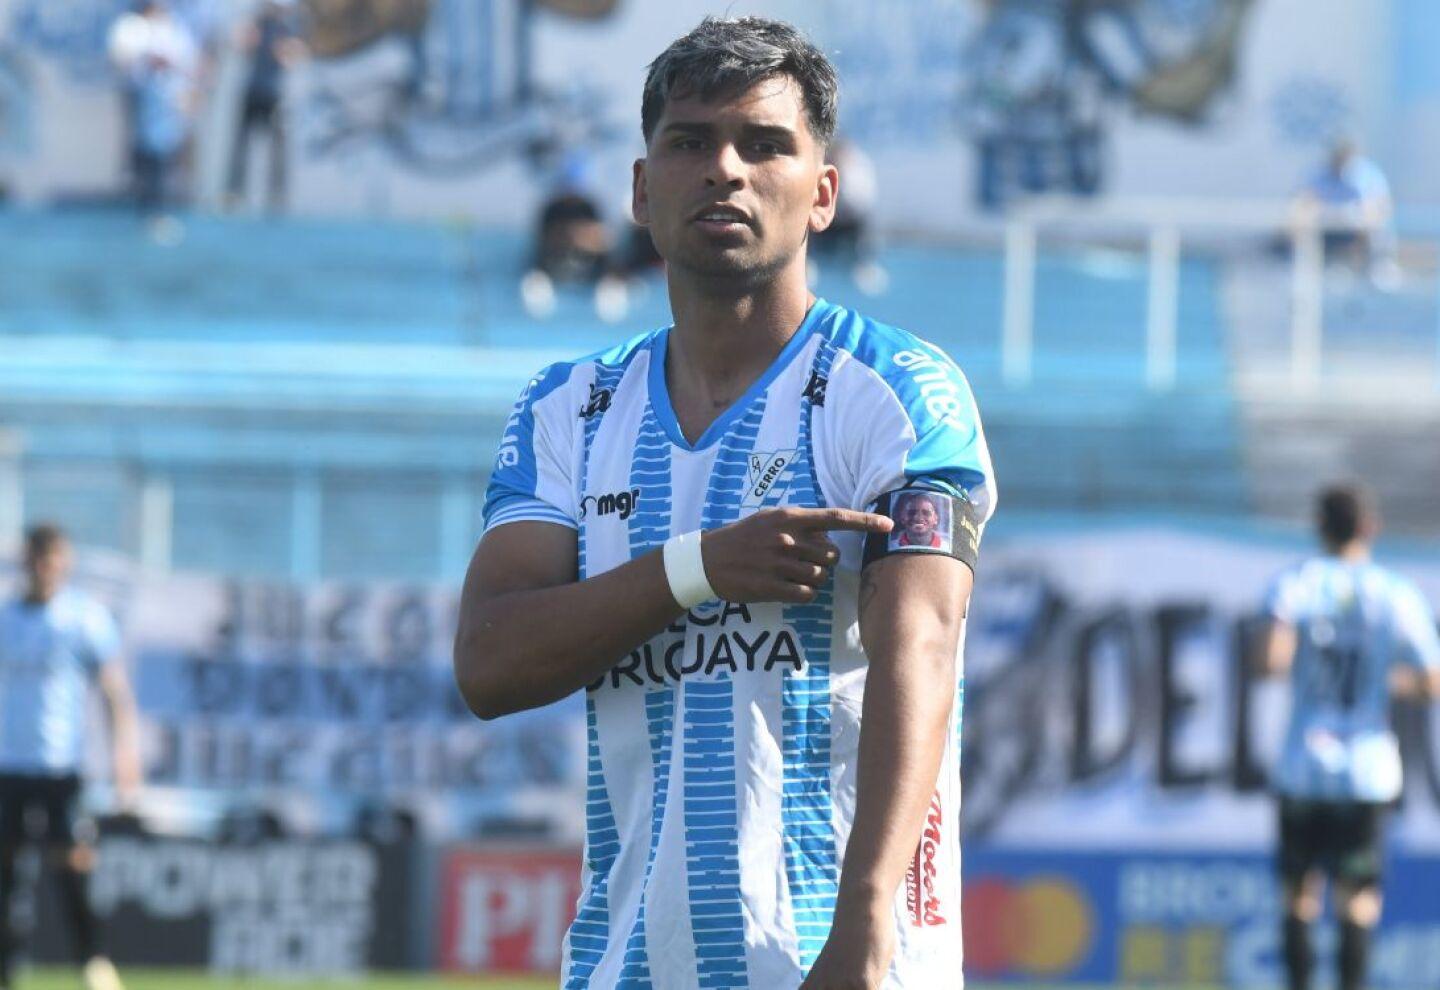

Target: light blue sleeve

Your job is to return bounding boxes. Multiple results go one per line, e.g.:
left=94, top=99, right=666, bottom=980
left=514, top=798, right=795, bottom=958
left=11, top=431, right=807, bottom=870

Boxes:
left=840, top=326, right=995, bottom=521
left=1262, top=568, right=1302, bottom=624
left=81, top=600, right=123, bottom=674
left=1393, top=581, right=1440, bottom=671
left=481, top=362, right=581, bottom=534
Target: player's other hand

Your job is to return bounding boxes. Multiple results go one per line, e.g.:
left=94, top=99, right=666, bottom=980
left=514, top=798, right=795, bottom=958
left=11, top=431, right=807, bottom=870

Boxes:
left=701, top=507, right=892, bottom=605
left=799, top=903, right=895, bottom=989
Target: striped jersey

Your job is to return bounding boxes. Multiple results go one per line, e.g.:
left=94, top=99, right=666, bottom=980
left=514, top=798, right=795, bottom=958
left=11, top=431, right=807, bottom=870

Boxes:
left=483, top=298, right=995, bottom=988
left=0, top=589, right=121, bottom=775
left=1264, top=557, right=1440, bottom=802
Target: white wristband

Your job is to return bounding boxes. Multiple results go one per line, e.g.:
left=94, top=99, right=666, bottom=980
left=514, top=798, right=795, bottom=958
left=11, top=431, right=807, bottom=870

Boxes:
left=663, top=530, right=717, bottom=609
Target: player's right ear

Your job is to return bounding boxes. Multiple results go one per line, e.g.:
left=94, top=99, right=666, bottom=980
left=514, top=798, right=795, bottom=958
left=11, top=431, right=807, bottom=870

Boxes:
left=632, top=158, right=650, bottom=225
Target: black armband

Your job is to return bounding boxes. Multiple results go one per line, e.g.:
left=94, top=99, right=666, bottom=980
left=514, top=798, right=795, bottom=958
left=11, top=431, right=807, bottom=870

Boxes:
left=862, top=488, right=980, bottom=574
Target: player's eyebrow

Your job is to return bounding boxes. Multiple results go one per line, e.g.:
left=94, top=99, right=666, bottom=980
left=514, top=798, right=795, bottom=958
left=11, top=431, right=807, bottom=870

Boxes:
left=659, top=121, right=717, bottom=139
left=659, top=121, right=800, bottom=146
left=741, top=123, right=799, bottom=147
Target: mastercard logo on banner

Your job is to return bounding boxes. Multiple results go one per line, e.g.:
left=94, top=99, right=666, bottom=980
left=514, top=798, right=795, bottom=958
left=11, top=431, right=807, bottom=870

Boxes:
left=963, top=876, right=1094, bottom=977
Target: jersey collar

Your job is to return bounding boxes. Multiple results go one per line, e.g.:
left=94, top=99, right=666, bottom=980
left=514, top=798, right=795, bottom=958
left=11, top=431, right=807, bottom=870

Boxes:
left=648, top=298, right=832, bottom=452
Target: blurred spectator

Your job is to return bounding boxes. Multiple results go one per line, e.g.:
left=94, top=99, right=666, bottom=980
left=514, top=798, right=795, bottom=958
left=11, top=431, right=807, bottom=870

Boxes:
left=614, top=220, right=664, bottom=281
left=226, top=0, right=306, bottom=213
left=520, top=150, right=628, bottom=322
left=354, top=803, right=419, bottom=845
left=217, top=805, right=287, bottom=844
left=1291, top=139, right=1399, bottom=287
left=811, top=137, right=887, bottom=295
left=107, top=1, right=198, bottom=242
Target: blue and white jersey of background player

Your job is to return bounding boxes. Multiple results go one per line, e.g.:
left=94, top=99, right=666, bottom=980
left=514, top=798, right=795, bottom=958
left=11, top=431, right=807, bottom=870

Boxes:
left=0, top=589, right=121, bottom=776
left=1264, top=558, right=1440, bottom=803
left=484, top=298, right=995, bottom=989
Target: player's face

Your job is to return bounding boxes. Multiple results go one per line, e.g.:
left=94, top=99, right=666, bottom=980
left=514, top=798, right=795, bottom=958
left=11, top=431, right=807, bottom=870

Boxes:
left=24, top=542, right=71, bottom=602
left=901, top=498, right=938, bottom=540
left=634, top=76, right=837, bottom=286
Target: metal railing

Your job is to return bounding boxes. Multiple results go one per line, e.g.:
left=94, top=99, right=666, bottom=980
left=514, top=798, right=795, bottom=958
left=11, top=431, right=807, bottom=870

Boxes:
left=985, top=197, right=1440, bottom=396
left=0, top=430, right=19, bottom=556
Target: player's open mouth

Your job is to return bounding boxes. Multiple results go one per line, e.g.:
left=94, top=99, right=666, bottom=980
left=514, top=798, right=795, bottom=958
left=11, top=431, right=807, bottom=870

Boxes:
left=691, top=204, right=752, bottom=232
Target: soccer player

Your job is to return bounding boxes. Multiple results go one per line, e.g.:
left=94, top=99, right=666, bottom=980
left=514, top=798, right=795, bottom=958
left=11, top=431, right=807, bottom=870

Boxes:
left=454, top=17, right=995, bottom=989
left=0, top=525, right=142, bottom=990
left=1259, top=484, right=1440, bottom=990
left=892, top=492, right=945, bottom=550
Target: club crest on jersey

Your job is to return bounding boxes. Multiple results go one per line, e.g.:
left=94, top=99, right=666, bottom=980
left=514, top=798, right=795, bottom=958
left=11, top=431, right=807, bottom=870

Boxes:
left=743, top=449, right=798, bottom=508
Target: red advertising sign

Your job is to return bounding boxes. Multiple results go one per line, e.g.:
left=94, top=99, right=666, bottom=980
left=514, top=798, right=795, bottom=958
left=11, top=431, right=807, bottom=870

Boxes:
left=438, top=848, right=582, bottom=974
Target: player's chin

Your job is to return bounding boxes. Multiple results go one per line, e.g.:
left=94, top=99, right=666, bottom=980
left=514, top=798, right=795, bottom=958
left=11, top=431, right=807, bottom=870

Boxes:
left=678, top=247, right=774, bottom=281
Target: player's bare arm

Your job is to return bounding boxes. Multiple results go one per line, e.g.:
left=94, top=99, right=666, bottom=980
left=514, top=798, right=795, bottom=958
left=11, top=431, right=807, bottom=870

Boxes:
left=801, top=553, right=971, bottom=990
left=1388, top=665, right=1440, bottom=699
left=1259, top=618, right=1298, bottom=677
left=454, top=507, right=891, bottom=719
left=97, top=660, right=143, bottom=805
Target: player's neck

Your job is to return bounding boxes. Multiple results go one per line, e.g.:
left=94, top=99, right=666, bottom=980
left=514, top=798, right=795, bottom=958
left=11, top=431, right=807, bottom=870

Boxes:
left=664, top=266, right=814, bottom=438
left=1328, top=541, right=1371, bottom=564
left=21, top=587, right=55, bottom=607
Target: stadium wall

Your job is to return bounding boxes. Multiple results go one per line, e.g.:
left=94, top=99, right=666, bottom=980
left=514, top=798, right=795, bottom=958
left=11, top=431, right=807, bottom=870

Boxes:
left=0, top=0, right=1420, bottom=228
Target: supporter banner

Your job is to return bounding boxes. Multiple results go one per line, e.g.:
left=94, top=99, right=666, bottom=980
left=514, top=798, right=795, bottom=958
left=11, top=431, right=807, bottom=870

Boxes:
left=963, top=848, right=1440, bottom=987
left=121, top=576, right=586, bottom=836
left=30, top=834, right=415, bottom=976
left=965, top=527, right=1440, bottom=851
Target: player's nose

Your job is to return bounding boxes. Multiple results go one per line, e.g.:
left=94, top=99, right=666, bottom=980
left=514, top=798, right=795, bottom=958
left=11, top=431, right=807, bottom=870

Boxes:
left=703, top=142, right=746, bottom=189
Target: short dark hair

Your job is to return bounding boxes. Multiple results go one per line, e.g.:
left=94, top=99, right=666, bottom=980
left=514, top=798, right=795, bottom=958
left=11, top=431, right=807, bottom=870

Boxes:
left=1316, top=483, right=1376, bottom=548
left=24, top=523, right=68, bottom=558
left=641, top=17, right=839, bottom=147
left=895, top=491, right=938, bottom=515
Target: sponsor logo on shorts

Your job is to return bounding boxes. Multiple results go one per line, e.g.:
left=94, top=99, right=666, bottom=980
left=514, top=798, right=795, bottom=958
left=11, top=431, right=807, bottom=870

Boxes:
left=579, top=488, right=640, bottom=521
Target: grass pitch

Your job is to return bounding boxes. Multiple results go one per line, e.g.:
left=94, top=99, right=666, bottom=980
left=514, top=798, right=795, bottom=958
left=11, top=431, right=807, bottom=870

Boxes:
left=17, top=970, right=1205, bottom=990
left=18, top=969, right=554, bottom=990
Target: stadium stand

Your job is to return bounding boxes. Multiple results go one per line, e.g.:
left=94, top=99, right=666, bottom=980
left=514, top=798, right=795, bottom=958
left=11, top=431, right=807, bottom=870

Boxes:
left=0, top=209, right=1263, bottom=579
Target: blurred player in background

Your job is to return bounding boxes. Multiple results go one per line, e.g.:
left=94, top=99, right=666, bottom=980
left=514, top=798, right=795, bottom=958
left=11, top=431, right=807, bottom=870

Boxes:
left=1259, top=484, right=1440, bottom=990
left=455, top=15, right=994, bottom=989
left=0, top=526, right=142, bottom=990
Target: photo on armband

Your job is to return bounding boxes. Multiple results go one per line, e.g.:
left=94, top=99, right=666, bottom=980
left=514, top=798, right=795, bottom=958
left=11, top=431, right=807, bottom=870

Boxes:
left=887, top=490, right=952, bottom=553
left=864, top=487, right=981, bottom=574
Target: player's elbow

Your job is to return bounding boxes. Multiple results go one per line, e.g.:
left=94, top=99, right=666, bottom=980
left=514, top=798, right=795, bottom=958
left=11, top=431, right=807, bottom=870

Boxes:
left=452, top=625, right=518, bottom=721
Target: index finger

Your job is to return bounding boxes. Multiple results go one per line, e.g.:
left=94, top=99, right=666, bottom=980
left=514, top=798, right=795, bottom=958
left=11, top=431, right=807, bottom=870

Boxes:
left=790, top=507, right=893, bottom=533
